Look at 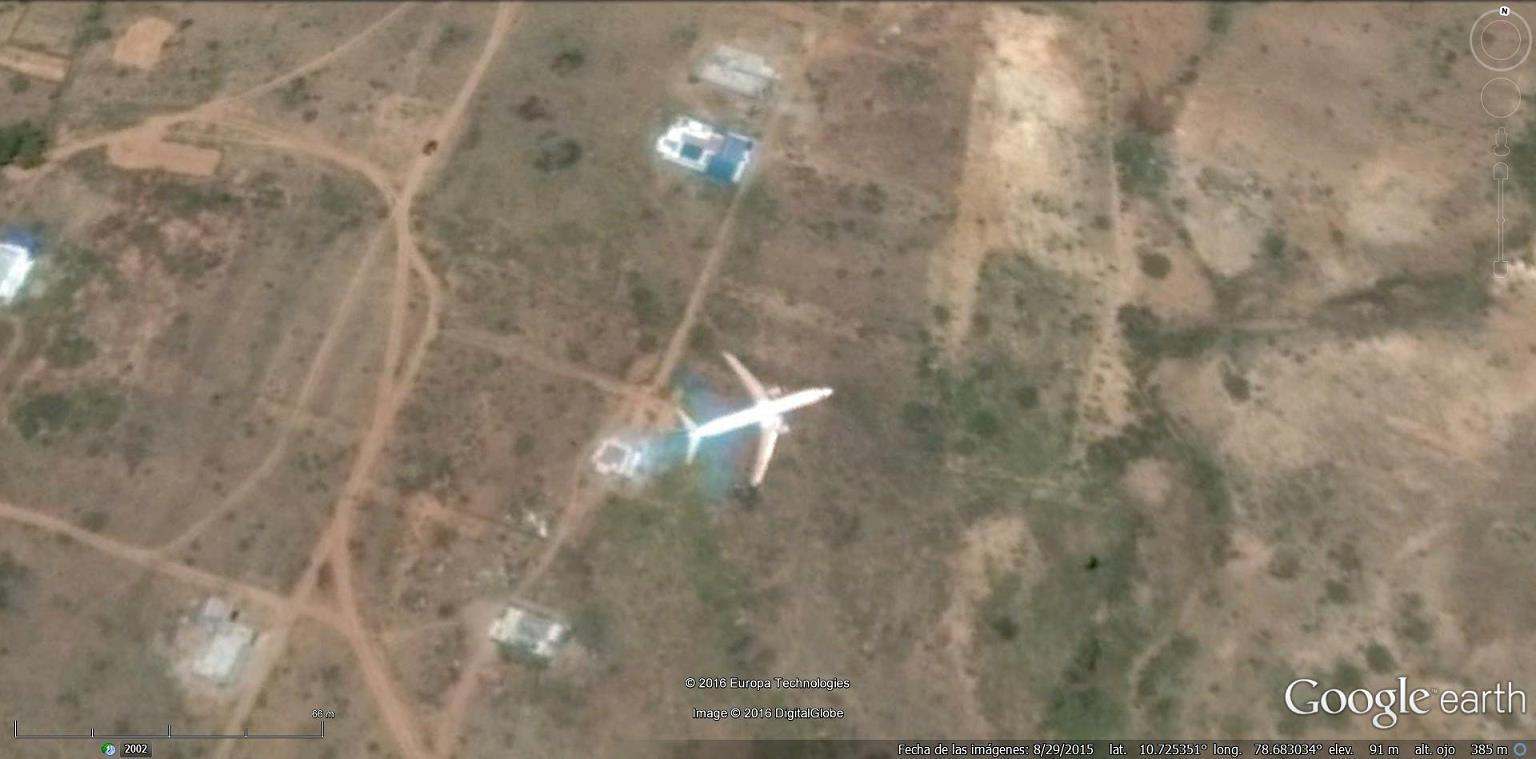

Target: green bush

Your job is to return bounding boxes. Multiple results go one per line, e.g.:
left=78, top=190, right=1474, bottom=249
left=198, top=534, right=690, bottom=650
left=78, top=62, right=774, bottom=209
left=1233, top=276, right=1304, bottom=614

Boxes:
left=879, top=62, right=938, bottom=101
left=1113, top=132, right=1170, bottom=197
left=1138, top=252, right=1172, bottom=279
left=46, top=329, right=97, bottom=369
left=11, top=387, right=124, bottom=442
left=0, top=121, right=49, bottom=169
left=1207, top=4, right=1234, bottom=34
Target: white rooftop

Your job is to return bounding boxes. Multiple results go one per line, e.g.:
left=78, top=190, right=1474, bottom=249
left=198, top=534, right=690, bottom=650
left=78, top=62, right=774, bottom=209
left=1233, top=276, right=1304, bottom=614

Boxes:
left=489, top=605, right=568, bottom=659
left=592, top=438, right=642, bottom=479
left=654, top=116, right=755, bottom=185
left=656, top=116, right=725, bottom=173
left=0, top=242, right=35, bottom=303
left=190, top=623, right=254, bottom=684
left=199, top=596, right=233, bottom=622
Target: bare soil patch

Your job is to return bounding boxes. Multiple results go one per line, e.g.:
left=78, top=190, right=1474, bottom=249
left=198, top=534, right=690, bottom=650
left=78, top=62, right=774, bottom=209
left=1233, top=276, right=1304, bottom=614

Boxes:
left=0, top=43, right=66, bottom=82
left=114, top=16, right=177, bottom=71
left=107, top=133, right=222, bottom=176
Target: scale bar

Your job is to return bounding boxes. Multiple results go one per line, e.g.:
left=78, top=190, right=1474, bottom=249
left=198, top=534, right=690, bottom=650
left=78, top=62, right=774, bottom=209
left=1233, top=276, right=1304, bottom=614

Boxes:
left=12, top=720, right=325, bottom=740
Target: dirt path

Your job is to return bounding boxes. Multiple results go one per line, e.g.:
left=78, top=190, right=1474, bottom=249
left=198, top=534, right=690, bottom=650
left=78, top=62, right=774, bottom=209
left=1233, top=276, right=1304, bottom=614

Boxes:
left=445, top=327, right=670, bottom=410
left=0, top=6, right=497, bottom=756
left=932, top=119, right=998, bottom=357
left=203, top=6, right=520, bottom=758
left=320, top=6, right=519, bottom=756
left=162, top=218, right=395, bottom=554
left=211, top=2, right=417, bottom=110
left=0, top=498, right=346, bottom=631
left=14, top=2, right=412, bottom=188
left=1067, top=24, right=1136, bottom=454
left=154, top=113, right=411, bottom=554
left=427, top=23, right=820, bottom=757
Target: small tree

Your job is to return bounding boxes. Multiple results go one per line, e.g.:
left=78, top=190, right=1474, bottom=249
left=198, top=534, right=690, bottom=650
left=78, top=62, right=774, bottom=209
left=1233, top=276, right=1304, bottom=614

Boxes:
left=0, top=121, right=48, bottom=168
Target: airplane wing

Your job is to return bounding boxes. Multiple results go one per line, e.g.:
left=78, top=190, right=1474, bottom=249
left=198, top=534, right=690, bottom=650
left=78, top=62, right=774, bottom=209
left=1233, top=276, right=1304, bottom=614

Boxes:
left=750, top=424, right=781, bottom=486
left=722, top=352, right=769, bottom=402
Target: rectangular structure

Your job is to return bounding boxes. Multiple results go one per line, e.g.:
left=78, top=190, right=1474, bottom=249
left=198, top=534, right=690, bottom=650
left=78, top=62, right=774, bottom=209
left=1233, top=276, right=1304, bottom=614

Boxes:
left=0, top=241, right=36, bottom=303
left=655, top=116, right=756, bottom=186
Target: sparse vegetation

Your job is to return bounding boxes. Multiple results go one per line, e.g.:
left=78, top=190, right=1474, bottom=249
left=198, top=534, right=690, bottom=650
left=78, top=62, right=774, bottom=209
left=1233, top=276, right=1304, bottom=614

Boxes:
left=1113, top=131, right=1170, bottom=197
left=0, top=121, right=49, bottom=169
left=75, top=1, right=112, bottom=47
left=432, top=24, right=474, bottom=62
left=1220, top=364, right=1251, bottom=401
left=628, top=281, right=665, bottom=328
left=1136, top=635, right=1199, bottom=730
left=279, top=76, right=315, bottom=110
left=0, top=551, right=28, bottom=610
left=1117, top=304, right=1218, bottom=370
left=1364, top=641, right=1396, bottom=673
left=550, top=48, right=586, bottom=75
left=45, top=327, right=98, bottom=369
left=980, top=572, right=1024, bottom=641
left=879, top=61, right=938, bottom=101
left=589, top=485, right=758, bottom=669
left=394, top=443, right=454, bottom=493
left=1395, top=593, right=1434, bottom=644
left=533, top=137, right=582, bottom=172
left=514, top=433, right=536, bottom=457
left=1207, top=3, right=1234, bottom=35
left=1260, top=228, right=1286, bottom=260
left=79, top=511, right=110, bottom=532
left=1318, top=270, right=1490, bottom=334
left=669, top=22, right=699, bottom=49
left=151, top=180, right=238, bottom=217
left=1508, top=121, right=1536, bottom=201
left=903, top=348, right=1066, bottom=473
left=11, top=386, right=125, bottom=443
left=1138, top=251, right=1172, bottom=279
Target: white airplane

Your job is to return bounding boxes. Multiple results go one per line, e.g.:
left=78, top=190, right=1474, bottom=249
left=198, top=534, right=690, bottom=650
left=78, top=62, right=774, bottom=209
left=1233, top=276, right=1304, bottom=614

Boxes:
left=677, top=352, right=833, bottom=487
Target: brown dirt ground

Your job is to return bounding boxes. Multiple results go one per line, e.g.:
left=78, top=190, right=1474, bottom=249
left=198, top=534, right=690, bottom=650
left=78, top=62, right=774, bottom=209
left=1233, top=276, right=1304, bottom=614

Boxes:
left=106, top=133, right=222, bottom=176
left=0, top=43, right=66, bottom=81
left=113, top=16, right=177, bottom=71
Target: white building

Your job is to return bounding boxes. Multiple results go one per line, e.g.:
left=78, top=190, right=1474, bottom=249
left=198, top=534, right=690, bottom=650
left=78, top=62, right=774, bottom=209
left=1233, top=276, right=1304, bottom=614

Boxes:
left=0, top=240, right=35, bottom=303
left=591, top=437, right=642, bottom=479
left=655, top=116, right=755, bottom=185
left=176, top=596, right=257, bottom=686
left=489, top=604, right=568, bottom=660
left=191, top=625, right=256, bottom=683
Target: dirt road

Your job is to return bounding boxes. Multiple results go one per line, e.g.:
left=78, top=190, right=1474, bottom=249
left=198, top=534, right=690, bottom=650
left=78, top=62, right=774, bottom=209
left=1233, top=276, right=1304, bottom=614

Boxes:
left=0, top=3, right=526, bottom=755
left=0, top=498, right=345, bottom=630
left=425, top=19, right=823, bottom=757
left=203, top=6, right=519, bottom=758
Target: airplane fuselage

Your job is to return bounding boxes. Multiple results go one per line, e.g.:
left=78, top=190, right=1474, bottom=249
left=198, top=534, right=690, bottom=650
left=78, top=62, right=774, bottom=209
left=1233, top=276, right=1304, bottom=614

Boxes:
left=689, top=387, right=833, bottom=440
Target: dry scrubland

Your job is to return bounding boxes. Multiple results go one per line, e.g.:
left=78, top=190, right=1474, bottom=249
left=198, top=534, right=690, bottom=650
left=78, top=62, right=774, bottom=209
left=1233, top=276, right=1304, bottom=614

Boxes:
left=0, top=524, right=238, bottom=759
left=0, top=2, right=1531, bottom=756
left=0, top=148, right=387, bottom=588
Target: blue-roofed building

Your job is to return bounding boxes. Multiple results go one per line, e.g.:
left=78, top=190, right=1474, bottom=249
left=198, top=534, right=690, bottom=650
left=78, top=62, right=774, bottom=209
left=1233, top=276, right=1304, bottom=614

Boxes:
left=655, top=116, right=755, bottom=185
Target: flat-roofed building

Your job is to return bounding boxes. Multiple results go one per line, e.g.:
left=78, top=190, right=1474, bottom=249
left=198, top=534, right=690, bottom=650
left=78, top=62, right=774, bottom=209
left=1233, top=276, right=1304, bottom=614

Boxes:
left=489, top=603, right=569, bottom=660
left=0, top=239, right=35, bottom=303
left=655, top=116, right=756, bottom=185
